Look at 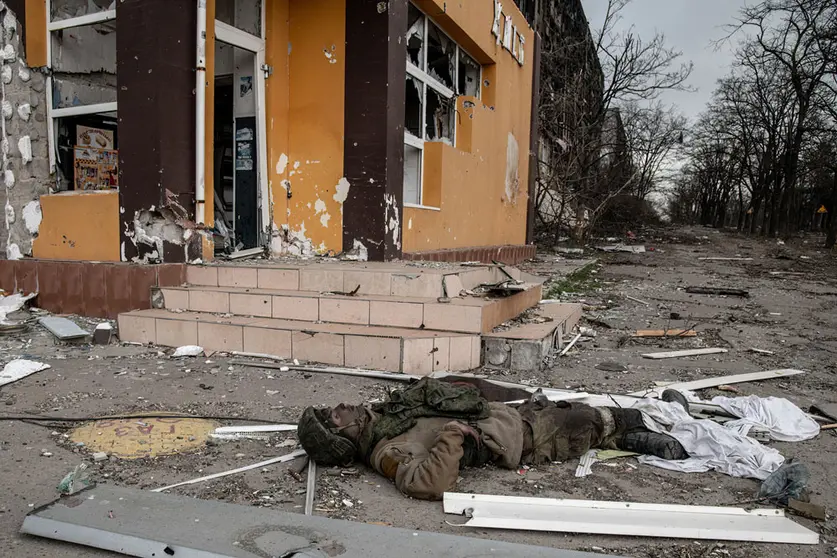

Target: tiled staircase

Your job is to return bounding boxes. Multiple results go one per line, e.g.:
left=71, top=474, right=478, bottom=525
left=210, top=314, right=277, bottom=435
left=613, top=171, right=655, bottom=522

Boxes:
left=117, top=262, right=544, bottom=375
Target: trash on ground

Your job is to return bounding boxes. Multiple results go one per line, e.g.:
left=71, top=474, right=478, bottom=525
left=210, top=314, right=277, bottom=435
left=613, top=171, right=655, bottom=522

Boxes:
left=626, top=295, right=650, bottom=305
left=56, top=463, right=93, bottom=495
left=685, top=286, right=749, bottom=297
left=1, top=359, right=50, bottom=388
left=642, top=348, right=728, bottom=360
left=211, top=424, right=297, bottom=441
left=596, top=244, right=646, bottom=253
left=750, top=348, right=775, bottom=355
left=92, top=323, right=113, bottom=345
left=0, top=292, right=36, bottom=325
left=172, top=345, right=205, bottom=357
left=758, top=459, right=810, bottom=506
left=633, top=329, right=696, bottom=338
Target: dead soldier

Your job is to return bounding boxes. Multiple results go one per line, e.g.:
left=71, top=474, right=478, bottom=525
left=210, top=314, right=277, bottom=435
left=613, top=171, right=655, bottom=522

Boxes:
left=298, top=378, right=689, bottom=500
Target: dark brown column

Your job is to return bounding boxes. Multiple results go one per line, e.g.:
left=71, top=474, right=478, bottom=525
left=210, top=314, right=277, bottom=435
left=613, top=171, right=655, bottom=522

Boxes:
left=525, top=31, right=542, bottom=245
left=342, top=0, right=407, bottom=261
left=117, top=0, right=199, bottom=263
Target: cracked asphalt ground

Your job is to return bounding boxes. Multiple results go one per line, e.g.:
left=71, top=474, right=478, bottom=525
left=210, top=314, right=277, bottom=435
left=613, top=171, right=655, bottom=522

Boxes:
left=1, top=226, right=836, bottom=557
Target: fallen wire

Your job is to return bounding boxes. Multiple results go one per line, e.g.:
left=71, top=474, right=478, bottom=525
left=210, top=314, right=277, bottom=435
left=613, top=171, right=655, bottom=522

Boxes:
left=0, top=412, right=293, bottom=426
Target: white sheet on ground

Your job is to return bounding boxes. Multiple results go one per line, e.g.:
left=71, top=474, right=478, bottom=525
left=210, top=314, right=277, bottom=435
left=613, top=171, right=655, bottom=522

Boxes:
left=0, top=359, right=50, bottom=388
left=0, top=293, right=36, bottom=324
left=630, top=398, right=784, bottom=480
left=710, top=395, right=820, bottom=442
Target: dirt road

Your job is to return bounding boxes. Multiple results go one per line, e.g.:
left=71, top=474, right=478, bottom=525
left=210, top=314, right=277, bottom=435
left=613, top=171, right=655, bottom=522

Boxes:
left=1, top=227, right=835, bottom=557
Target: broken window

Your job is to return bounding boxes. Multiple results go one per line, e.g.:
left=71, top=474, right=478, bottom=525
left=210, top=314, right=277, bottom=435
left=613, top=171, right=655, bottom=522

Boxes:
left=425, top=89, right=454, bottom=143
left=426, top=22, right=455, bottom=89
left=403, top=2, right=482, bottom=206
left=458, top=50, right=480, bottom=97
left=216, top=0, right=262, bottom=38
left=50, top=23, right=117, bottom=109
left=405, top=76, right=423, bottom=138
left=51, top=0, right=114, bottom=22
left=406, top=4, right=424, bottom=68
left=403, top=144, right=422, bottom=206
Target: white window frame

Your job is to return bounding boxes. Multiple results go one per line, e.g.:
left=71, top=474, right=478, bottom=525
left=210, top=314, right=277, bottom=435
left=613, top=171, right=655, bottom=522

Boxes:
left=404, top=2, right=482, bottom=209
left=45, top=1, right=118, bottom=173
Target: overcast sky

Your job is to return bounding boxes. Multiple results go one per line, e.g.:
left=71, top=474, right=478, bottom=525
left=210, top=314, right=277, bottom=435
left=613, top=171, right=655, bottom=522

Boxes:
left=581, top=0, right=749, bottom=123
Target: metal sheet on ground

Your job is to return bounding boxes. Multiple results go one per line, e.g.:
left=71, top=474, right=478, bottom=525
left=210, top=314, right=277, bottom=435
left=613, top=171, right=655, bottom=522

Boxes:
left=21, top=485, right=611, bottom=558
left=444, top=493, right=819, bottom=545
left=38, top=316, right=89, bottom=339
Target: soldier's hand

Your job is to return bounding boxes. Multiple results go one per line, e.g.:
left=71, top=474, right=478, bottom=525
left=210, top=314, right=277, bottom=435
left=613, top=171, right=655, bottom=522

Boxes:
left=444, top=421, right=480, bottom=446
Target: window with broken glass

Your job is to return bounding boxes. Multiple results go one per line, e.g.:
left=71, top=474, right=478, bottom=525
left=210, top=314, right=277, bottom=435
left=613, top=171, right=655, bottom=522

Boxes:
left=404, top=3, right=481, bottom=206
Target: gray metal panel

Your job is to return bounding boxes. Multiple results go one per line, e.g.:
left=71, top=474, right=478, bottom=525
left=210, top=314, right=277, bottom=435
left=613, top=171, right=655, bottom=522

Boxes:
left=21, top=485, right=612, bottom=558
left=38, top=317, right=89, bottom=340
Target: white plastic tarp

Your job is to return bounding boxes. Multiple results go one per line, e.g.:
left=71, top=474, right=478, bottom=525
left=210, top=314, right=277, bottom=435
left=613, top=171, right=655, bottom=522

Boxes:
left=0, top=359, right=50, bottom=388
left=631, top=398, right=785, bottom=480
left=710, top=395, right=820, bottom=442
left=0, top=293, right=36, bottom=324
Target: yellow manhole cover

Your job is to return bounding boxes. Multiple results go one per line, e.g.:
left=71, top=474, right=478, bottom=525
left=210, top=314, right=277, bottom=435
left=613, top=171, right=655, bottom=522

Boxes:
left=71, top=417, right=217, bottom=459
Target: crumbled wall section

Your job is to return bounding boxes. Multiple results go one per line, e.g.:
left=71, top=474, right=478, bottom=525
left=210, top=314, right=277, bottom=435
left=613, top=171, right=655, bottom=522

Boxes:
left=1, top=5, right=50, bottom=260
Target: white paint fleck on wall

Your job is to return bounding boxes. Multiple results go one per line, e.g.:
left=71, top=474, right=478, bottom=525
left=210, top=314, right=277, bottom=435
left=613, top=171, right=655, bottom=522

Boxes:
left=314, top=198, right=327, bottom=214
left=281, top=179, right=290, bottom=191
left=6, top=242, right=21, bottom=260
left=504, top=132, right=520, bottom=204
left=276, top=153, right=288, bottom=175
left=333, top=177, right=350, bottom=205
left=384, top=193, right=401, bottom=249
left=319, top=212, right=331, bottom=227
left=21, top=200, right=40, bottom=234
left=408, top=217, right=412, bottom=230
left=17, top=135, right=31, bottom=164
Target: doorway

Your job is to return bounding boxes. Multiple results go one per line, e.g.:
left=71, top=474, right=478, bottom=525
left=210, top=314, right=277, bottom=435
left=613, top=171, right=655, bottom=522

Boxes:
left=212, top=4, right=267, bottom=254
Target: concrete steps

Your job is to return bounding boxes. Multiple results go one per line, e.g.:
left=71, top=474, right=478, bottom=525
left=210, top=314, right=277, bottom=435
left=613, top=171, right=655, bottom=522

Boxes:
left=118, top=309, right=481, bottom=374
left=118, top=261, right=545, bottom=374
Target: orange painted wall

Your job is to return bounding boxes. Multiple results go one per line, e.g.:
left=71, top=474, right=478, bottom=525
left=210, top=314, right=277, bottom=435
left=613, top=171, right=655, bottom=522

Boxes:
left=265, top=0, right=345, bottom=255
left=24, top=0, right=47, bottom=67
left=33, top=191, right=120, bottom=261
left=403, top=0, right=534, bottom=252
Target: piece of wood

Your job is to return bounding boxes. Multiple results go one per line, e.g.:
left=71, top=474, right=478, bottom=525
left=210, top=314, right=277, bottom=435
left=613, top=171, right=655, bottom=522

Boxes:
left=750, top=348, right=775, bottom=355
left=788, top=499, right=827, bottom=521
left=626, top=295, right=650, bottom=306
left=443, top=493, right=818, bottom=545
left=698, top=257, right=754, bottom=261
left=152, top=449, right=306, bottom=492
left=559, top=333, right=582, bottom=356
left=633, top=329, right=697, bottom=338
left=628, top=369, right=805, bottom=396
left=230, top=360, right=415, bottom=382
left=820, top=424, right=837, bottom=430
left=642, top=348, right=728, bottom=360
left=304, top=459, right=317, bottom=516
left=686, top=286, right=749, bottom=297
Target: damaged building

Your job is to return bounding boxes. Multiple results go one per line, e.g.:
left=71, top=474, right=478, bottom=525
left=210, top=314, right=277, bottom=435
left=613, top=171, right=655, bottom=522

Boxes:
left=0, top=0, right=541, bottom=267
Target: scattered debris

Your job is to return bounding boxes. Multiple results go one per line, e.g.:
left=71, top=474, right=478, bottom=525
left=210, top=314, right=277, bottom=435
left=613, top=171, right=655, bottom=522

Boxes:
left=559, top=333, right=582, bottom=356
left=322, top=285, right=360, bottom=297
left=595, top=362, right=627, bottom=372
left=642, top=348, right=728, bottom=360
left=0, top=360, right=50, bottom=388
left=685, top=286, right=750, bottom=297
left=810, top=403, right=837, bottom=422
left=56, top=463, right=92, bottom=496
left=788, top=499, right=827, bottom=521
left=38, top=317, right=89, bottom=341
left=596, top=244, right=646, bottom=253
left=92, top=323, right=113, bottom=345
left=633, top=329, right=696, bottom=338
left=92, top=452, right=108, bottom=463
left=750, top=348, right=775, bottom=355
left=211, top=424, right=297, bottom=441
left=578, top=326, right=596, bottom=338
left=443, top=493, right=819, bottom=544
left=230, top=360, right=415, bottom=382
left=698, top=257, right=754, bottom=261
left=0, top=292, right=36, bottom=325
left=626, top=295, right=650, bottom=306
left=629, top=369, right=805, bottom=397
left=172, top=345, right=205, bottom=357
left=151, top=449, right=306, bottom=492
left=225, top=246, right=265, bottom=260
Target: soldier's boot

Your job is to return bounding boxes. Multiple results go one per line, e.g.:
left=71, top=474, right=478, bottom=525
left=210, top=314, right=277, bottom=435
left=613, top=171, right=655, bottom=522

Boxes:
left=619, top=431, right=688, bottom=460
left=662, top=389, right=690, bottom=413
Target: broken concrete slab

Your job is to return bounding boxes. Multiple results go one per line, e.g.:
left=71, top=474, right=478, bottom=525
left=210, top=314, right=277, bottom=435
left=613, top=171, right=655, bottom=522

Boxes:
left=21, top=485, right=610, bottom=558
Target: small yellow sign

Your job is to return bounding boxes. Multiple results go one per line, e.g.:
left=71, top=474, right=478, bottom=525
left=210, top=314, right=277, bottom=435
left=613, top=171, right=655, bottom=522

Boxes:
left=817, top=205, right=828, bottom=214
left=71, top=417, right=217, bottom=460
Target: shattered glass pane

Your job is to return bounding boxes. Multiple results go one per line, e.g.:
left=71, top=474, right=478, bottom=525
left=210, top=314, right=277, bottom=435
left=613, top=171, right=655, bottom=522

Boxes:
left=406, top=4, right=424, bottom=69
left=405, top=76, right=423, bottom=138
left=403, top=144, right=422, bottom=205
left=51, top=0, right=114, bottom=22
left=426, top=21, right=455, bottom=89
left=51, top=22, right=117, bottom=108
left=425, top=87, right=454, bottom=143
left=458, top=50, right=480, bottom=98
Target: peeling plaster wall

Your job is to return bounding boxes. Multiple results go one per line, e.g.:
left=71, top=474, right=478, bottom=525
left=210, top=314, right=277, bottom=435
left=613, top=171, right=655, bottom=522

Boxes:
left=1, top=4, right=51, bottom=261
left=265, top=0, right=346, bottom=257
left=402, top=0, right=534, bottom=252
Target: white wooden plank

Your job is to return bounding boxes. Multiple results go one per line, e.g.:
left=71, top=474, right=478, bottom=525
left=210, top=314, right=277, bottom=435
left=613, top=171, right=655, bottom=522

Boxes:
left=629, top=369, right=805, bottom=396
left=443, top=493, right=818, bottom=545
left=641, top=348, right=728, bottom=360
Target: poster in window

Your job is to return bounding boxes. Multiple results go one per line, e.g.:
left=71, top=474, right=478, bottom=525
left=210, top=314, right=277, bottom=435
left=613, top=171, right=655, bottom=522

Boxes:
left=76, top=126, right=115, bottom=150
left=74, top=146, right=119, bottom=190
